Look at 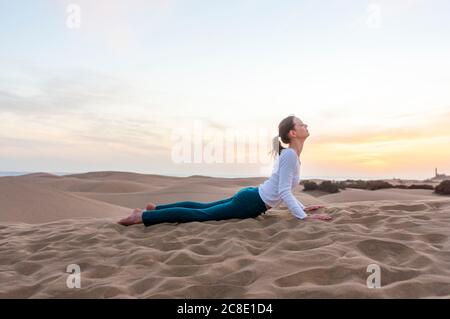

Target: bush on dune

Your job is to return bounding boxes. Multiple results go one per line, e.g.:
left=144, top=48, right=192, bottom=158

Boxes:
left=341, top=179, right=394, bottom=190
left=306, top=179, right=435, bottom=192
left=301, top=179, right=435, bottom=193
left=301, top=180, right=341, bottom=193
left=407, top=184, right=434, bottom=190
left=336, top=181, right=347, bottom=190
left=318, top=181, right=340, bottom=193
left=302, top=180, right=318, bottom=191
left=366, top=180, right=394, bottom=190
left=343, top=179, right=368, bottom=190
left=434, top=180, right=450, bottom=195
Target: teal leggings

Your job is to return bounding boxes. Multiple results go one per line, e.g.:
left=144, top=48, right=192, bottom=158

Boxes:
left=142, top=186, right=268, bottom=227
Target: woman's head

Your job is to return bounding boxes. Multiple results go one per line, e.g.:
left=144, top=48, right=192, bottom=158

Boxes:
left=270, top=115, right=309, bottom=157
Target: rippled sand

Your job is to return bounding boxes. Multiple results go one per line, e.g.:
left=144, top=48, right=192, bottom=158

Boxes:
left=0, top=172, right=449, bottom=298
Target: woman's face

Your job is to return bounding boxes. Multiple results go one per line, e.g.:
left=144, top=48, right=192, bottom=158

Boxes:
left=291, top=117, right=309, bottom=140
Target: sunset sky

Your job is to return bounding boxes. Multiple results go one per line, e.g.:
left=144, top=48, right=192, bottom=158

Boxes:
left=1, top=0, right=449, bottom=179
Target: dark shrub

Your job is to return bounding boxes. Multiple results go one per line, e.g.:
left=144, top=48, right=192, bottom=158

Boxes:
left=343, top=180, right=367, bottom=190
left=342, top=180, right=393, bottom=190
left=335, top=181, right=347, bottom=190
left=407, top=184, right=434, bottom=190
left=394, top=185, right=408, bottom=189
left=366, top=180, right=394, bottom=190
left=434, top=180, right=450, bottom=195
left=303, top=181, right=318, bottom=191
left=318, top=181, right=340, bottom=193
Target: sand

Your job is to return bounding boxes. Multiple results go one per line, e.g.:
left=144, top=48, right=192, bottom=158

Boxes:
left=0, top=172, right=449, bottom=298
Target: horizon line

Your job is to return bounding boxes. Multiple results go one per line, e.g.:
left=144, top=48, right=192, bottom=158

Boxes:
left=0, top=170, right=444, bottom=181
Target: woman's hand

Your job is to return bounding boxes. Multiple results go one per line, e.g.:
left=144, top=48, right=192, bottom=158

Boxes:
left=304, top=204, right=326, bottom=212
left=306, top=213, right=332, bottom=221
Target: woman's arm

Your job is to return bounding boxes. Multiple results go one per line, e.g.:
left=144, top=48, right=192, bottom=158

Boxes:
left=295, top=198, right=306, bottom=210
left=278, top=151, right=308, bottom=219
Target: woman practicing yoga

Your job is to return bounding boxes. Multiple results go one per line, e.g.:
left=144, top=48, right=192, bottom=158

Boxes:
left=118, top=115, right=332, bottom=226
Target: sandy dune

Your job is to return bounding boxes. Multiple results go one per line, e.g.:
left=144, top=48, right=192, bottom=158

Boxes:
left=0, top=172, right=449, bottom=298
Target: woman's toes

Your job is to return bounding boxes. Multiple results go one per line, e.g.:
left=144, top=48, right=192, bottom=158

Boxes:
left=118, top=210, right=143, bottom=226
left=117, top=216, right=130, bottom=226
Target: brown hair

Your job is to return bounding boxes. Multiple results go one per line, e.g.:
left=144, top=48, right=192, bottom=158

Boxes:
left=269, top=114, right=296, bottom=159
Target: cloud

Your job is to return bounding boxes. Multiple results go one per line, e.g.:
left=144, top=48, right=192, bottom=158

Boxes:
left=311, top=110, right=450, bottom=145
left=0, top=113, right=171, bottom=160
left=0, top=68, right=131, bottom=116
left=0, top=66, right=177, bottom=160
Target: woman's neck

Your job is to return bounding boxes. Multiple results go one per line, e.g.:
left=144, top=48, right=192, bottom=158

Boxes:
left=289, top=140, right=305, bottom=157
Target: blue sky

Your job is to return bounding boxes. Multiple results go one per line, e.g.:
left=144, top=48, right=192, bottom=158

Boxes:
left=1, top=0, right=450, bottom=179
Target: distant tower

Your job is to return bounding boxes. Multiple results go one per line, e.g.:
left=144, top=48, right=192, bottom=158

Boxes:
left=435, top=168, right=438, bottom=177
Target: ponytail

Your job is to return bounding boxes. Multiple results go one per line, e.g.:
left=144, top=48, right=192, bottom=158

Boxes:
left=269, top=115, right=295, bottom=159
left=269, top=135, right=286, bottom=159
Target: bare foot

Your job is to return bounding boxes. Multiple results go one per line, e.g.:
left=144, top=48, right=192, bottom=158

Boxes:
left=145, top=202, right=157, bottom=211
left=118, top=208, right=143, bottom=226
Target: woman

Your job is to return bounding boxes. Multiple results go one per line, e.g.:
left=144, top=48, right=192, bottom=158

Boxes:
left=118, top=115, right=332, bottom=226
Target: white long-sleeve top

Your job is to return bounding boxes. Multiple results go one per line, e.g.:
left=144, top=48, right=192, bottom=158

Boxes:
left=258, top=148, right=308, bottom=219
